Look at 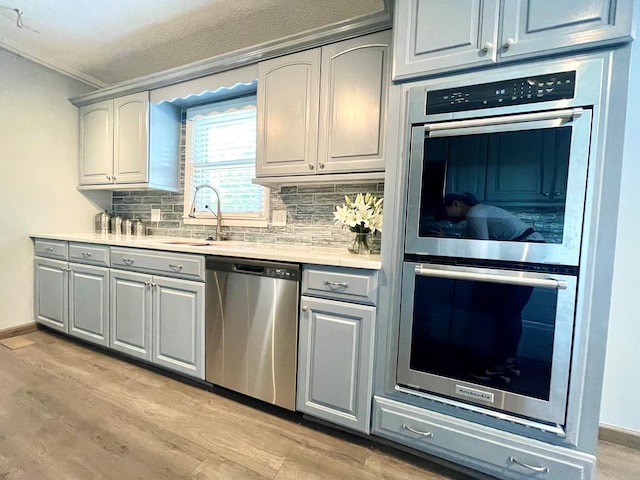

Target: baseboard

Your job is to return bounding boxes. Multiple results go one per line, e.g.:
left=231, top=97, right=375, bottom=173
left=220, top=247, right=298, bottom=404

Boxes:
left=599, top=424, right=640, bottom=451
left=0, top=322, right=38, bottom=340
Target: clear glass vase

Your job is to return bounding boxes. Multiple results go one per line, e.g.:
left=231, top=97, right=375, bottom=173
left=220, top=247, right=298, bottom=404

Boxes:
left=348, top=232, right=372, bottom=254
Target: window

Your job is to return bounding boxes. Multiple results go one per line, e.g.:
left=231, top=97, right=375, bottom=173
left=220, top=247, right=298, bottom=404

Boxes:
left=183, top=95, right=268, bottom=226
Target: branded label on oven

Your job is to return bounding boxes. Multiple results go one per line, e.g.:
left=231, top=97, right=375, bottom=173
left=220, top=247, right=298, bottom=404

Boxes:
left=455, top=385, right=494, bottom=403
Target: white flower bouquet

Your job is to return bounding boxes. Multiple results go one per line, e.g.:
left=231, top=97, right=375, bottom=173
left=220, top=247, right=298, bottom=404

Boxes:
left=334, top=192, right=384, bottom=235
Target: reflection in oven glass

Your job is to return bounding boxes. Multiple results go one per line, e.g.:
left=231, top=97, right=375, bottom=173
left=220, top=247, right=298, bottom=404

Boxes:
left=417, top=128, right=572, bottom=244
left=410, top=276, right=556, bottom=400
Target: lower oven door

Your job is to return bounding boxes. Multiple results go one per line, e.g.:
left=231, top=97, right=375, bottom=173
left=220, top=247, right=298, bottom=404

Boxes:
left=397, top=261, right=576, bottom=426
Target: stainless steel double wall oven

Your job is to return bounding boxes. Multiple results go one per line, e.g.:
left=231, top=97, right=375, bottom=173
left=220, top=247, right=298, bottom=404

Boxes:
left=397, top=58, right=603, bottom=426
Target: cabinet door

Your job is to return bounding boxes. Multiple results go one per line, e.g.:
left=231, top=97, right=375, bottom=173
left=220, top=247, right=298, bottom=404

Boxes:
left=79, top=100, right=113, bottom=185
left=68, top=263, right=109, bottom=347
left=297, top=296, right=375, bottom=433
left=256, top=49, right=321, bottom=176
left=110, top=269, right=152, bottom=361
left=393, top=0, right=499, bottom=80
left=151, top=276, right=205, bottom=379
left=34, top=258, right=68, bottom=333
left=500, top=0, right=634, bottom=61
left=318, top=31, right=390, bottom=174
left=113, top=91, right=149, bottom=184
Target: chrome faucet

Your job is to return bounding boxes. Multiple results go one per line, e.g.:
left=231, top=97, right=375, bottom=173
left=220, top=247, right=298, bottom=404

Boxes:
left=187, top=184, right=228, bottom=241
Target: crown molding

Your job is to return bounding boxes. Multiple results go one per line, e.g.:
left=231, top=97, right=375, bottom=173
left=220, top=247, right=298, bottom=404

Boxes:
left=70, top=5, right=393, bottom=106
left=0, top=40, right=108, bottom=89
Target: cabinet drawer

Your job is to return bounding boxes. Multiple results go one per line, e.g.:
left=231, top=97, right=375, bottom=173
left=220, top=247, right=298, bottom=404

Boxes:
left=372, top=397, right=594, bottom=480
left=110, top=247, right=205, bottom=281
left=34, top=239, right=68, bottom=260
left=302, top=266, right=378, bottom=305
left=69, top=243, right=110, bottom=267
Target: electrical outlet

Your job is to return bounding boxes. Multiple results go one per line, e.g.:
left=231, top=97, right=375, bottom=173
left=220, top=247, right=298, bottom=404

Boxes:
left=150, top=209, right=161, bottom=222
left=272, top=210, right=287, bottom=226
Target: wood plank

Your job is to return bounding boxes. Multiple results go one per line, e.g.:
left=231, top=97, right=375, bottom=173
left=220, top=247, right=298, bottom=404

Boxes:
left=0, top=330, right=635, bottom=480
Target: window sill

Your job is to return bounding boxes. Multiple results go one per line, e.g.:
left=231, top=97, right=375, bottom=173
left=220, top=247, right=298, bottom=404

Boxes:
left=183, top=216, right=268, bottom=228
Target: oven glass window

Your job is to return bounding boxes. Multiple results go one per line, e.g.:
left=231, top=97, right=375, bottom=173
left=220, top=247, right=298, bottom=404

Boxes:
left=418, top=127, right=572, bottom=244
left=409, top=275, right=556, bottom=401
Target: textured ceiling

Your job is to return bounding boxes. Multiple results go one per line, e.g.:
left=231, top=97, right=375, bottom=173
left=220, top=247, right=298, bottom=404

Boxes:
left=0, top=0, right=385, bottom=87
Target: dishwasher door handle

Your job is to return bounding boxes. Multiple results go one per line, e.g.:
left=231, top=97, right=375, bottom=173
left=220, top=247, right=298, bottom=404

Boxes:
left=233, top=263, right=266, bottom=275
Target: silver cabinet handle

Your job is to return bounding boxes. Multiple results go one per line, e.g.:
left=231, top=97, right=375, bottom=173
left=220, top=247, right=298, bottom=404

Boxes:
left=144, top=281, right=151, bottom=287
left=402, top=423, right=433, bottom=438
left=106, top=175, right=111, bottom=181
left=123, top=258, right=135, bottom=265
left=168, top=263, right=183, bottom=271
left=318, top=162, right=325, bottom=169
left=414, top=265, right=566, bottom=290
left=301, top=306, right=309, bottom=312
left=45, top=247, right=54, bottom=253
left=151, top=282, right=158, bottom=287
left=480, top=42, right=492, bottom=53
left=324, top=280, right=348, bottom=288
left=112, top=176, right=116, bottom=182
left=308, top=164, right=315, bottom=170
left=508, top=456, right=549, bottom=473
left=81, top=252, right=92, bottom=258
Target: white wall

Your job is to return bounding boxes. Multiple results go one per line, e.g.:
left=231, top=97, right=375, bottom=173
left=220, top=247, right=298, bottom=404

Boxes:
left=0, top=50, right=109, bottom=331
left=600, top=39, right=640, bottom=433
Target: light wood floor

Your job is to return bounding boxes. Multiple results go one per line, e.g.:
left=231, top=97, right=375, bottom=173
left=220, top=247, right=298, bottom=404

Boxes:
left=0, top=330, right=636, bottom=480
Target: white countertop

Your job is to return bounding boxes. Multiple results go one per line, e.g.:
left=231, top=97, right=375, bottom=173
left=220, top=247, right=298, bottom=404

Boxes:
left=31, top=233, right=382, bottom=270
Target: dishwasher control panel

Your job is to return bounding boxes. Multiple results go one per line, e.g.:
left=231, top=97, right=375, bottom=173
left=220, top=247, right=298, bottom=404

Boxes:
left=267, top=267, right=299, bottom=281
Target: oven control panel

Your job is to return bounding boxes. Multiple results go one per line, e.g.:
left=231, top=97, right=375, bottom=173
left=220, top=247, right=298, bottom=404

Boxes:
left=426, top=71, right=576, bottom=115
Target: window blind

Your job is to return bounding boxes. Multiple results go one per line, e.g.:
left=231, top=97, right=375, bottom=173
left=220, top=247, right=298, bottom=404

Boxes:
left=186, top=95, right=263, bottom=216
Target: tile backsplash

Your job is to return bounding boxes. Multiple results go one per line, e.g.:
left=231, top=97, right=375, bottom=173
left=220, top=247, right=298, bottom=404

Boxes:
left=111, top=182, right=384, bottom=251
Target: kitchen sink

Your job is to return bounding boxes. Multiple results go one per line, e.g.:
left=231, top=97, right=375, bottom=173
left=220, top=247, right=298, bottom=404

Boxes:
left=152, top=239, right=218, bottom=246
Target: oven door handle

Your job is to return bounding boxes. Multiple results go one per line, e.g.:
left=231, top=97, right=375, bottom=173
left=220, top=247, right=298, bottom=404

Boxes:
left=425, top=108, right=583, bottom=137
left=414, top=265, right=567, bottom=290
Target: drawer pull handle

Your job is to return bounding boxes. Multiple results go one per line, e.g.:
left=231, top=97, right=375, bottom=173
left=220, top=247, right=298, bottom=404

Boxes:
left=81, top=252, right=92, bottom=258
left=123, top=258, right=135, bottom=265
left=324, top=280, right=348, bottom=289
left=45, top=247, right=54, bottom=253
left=402, top=423, right=433, bottom=438
left=169, top=264, right=183, bottom=271
left=508, top=456, right=549, bottom=473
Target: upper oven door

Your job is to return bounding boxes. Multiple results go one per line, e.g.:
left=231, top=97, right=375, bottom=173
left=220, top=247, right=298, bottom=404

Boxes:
left=405, top=108, right=592, bottom=266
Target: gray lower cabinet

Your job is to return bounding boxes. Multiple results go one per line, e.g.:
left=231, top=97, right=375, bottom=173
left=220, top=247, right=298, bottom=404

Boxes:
left=110, top=269, right=152, bottom=361
left=110, top=268, right=205, bottom=379
left=297, top=265, right=378, bottom=433
left=68, top=263, right=109, bottom=347
left=34, top=257, right=69, bottom=333
left=372, top=396, right=596, bottom=479
left=297, top=296, right=375, bottom=433
left=152, top=276, right=204, bottom=378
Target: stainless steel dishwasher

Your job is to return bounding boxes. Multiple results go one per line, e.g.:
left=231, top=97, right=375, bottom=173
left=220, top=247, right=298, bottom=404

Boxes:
left=205, top=256, right=300, bottom=410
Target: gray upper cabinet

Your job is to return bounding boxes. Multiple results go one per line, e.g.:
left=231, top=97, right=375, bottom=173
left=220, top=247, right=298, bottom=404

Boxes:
left=78, top=99, right=114, bottom=185
left=256, top=31, right=390, bottom=178
left=79, top=92, right=180, bottom=192
left=393, top=0, right=634, bottom=80
left=257, top=49, right=321, bottom=177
